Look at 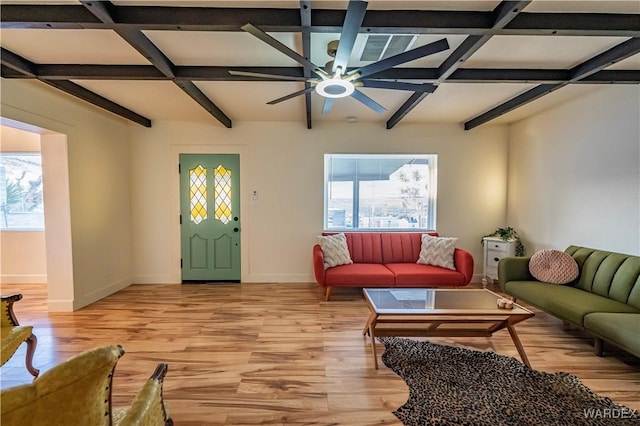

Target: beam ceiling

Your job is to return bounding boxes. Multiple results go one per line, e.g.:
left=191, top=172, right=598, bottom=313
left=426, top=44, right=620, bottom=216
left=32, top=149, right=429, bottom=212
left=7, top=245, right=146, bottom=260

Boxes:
left=465, top=37, right=640, bottom=130
left=1, top=2, right=638, bottom=129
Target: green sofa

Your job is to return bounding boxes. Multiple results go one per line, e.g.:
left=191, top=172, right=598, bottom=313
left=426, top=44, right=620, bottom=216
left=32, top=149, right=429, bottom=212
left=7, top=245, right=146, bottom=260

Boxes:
left=498, top=245, right=640, bottom=358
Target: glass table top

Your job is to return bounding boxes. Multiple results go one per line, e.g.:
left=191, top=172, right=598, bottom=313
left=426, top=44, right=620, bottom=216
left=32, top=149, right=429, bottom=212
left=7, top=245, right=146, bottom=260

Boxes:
left=363, top=288, right=530, bottom=314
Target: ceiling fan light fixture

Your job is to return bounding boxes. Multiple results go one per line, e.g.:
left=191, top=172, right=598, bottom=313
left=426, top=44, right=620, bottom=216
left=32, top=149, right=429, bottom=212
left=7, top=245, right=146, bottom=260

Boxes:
left=315, top=78, right=355, bottom=98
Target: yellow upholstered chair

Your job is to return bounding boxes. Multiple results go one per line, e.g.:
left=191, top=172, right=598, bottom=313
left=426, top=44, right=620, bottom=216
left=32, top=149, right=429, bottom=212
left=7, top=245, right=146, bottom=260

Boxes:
left=0, top=345, right=173, bottom=426
left=1, top=293, right=39, bottom=378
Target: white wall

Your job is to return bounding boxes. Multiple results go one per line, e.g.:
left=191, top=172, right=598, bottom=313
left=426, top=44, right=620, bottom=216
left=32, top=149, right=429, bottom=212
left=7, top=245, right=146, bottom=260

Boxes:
left=0, top=125, right=47, bottom=283
left=130, top=120, right=509, bottom=283
left=1, top=79, right=134, bottom=310
left=507, top=86, right=640, bottom=255
left=0, top=76, right=513, bottom=294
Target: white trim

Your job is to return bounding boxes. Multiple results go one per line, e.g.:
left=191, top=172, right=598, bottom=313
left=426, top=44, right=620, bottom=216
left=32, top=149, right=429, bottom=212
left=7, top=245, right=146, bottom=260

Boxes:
left=243, top=273, right=313, bottom=283
left=132, top=274, right=176, bottom=284
left=48, top=299, right=74, bottom=312
left=73, top=277, right=131, bottom=311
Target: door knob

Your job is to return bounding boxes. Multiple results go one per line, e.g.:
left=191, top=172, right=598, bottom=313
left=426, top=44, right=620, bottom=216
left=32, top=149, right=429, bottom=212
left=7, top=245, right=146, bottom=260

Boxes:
left=234, top=227, right=239, bottom=232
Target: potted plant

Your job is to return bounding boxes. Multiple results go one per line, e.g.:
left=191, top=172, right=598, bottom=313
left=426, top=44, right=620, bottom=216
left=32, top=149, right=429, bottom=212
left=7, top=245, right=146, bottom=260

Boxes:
left=481, top=227, right=525, bottom=256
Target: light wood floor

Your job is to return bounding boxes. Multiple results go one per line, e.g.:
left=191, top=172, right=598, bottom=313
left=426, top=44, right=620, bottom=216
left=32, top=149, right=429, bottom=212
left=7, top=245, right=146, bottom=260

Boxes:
left=1, top=282, right=638, bottom=425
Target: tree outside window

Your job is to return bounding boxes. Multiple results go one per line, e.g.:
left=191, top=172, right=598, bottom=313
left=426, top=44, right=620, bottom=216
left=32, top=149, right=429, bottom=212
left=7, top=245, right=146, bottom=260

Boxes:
left=0, top=153, right=44, bottom=230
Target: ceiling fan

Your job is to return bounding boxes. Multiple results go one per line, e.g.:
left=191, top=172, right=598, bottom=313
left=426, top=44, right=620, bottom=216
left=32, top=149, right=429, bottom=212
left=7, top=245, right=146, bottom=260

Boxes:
left=229, top=0, right=450, bottom=114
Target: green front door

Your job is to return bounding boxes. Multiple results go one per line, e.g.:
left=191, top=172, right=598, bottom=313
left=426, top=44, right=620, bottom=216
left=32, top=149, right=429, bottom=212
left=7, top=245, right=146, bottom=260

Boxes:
left=180, top=154, right=241, bottom=282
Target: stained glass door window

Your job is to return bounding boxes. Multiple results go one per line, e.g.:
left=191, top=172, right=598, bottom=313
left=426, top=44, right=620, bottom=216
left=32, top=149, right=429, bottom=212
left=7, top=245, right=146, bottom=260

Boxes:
left=214, top=165, right=232, bottom=224
left=189, top=164, right=207, bottom=224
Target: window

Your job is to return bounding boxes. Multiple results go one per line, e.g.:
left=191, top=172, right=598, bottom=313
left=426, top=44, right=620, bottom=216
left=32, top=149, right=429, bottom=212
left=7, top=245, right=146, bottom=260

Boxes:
left=324, top=154, right=437, bottom=231
left=0, top=153, right=44, bottom=230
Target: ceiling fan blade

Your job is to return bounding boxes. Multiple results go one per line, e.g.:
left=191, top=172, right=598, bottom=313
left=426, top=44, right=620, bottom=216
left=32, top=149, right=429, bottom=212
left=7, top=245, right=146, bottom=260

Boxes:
left=353, top=38, right=450, bottom=79
left=332, top=0, right=368, bottom=74
left=360, top=80, right=437, bottom=93
left=350, top=89, right=386, bottom=114
left=229, top=70, right=313, bottom=81
left=321, top=97, right=335, bottom=115
left=267, top=86, right=315, bottom=105
left=241, top=23, right=323, bottom=74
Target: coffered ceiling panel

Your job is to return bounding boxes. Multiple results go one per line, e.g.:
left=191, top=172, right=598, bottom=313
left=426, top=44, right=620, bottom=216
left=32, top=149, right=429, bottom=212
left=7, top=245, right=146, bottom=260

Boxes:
left=194, top=81, right=307, bottom=121
left=71, top=80, right=215, bottom=121
left=144, top=31, right=302, bottom=66
left=490, top=84, right=600, bottom=124
left=463, top=36, right=633, bottom=69
left=402, top=83, right=538, bottom=123
left=607, top=53, right=640, bottom=70
left=0, top=29, right=150, bottom=64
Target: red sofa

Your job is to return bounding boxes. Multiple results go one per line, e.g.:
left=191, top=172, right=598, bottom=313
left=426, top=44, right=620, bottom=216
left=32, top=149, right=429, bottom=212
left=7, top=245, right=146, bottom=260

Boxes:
left=313, top=232, right=474, bottom=300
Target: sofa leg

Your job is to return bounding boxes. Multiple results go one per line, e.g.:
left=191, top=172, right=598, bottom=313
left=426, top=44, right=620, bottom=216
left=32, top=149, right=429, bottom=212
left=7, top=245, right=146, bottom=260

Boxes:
left=25, top=334, right=40, bottom=378
left=594, top=337, right=604, bottom=357
left=325, top=287, right=332, bottom=301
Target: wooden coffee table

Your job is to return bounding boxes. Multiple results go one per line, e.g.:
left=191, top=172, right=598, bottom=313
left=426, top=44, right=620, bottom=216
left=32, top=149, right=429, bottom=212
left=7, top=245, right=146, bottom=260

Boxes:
left=362, top=288, right=534, bottom=369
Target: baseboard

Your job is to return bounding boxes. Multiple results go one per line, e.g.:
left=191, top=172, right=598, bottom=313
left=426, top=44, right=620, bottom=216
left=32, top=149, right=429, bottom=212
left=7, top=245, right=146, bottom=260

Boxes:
left=132, top=274, right=176, bottom=284
left=73, top=276, right=132, bottom=310
left=48, top=298, right=74, bottom=312
left=0, top=274, right=47, bottom=284
left=243, top=273, right=313, bottom=283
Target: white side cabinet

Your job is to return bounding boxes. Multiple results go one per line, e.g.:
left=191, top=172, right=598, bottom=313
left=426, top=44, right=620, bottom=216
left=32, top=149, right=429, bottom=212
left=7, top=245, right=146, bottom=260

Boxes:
left=482, top=237, right=517, bottom=287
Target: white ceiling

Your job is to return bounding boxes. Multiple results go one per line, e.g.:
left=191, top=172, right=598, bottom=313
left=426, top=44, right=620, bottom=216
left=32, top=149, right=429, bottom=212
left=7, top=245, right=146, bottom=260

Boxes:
left=1, top=0, right=638, bottom=128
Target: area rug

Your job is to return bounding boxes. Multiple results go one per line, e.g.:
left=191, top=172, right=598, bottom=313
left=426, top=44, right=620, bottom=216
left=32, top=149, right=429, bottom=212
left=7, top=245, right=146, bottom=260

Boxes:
left=379, top=337, right=638, bottom=426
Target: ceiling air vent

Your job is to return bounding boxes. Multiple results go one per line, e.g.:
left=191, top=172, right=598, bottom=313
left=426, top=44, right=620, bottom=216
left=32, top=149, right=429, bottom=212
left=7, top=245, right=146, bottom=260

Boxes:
left=359, top=34, right=418, bottom=61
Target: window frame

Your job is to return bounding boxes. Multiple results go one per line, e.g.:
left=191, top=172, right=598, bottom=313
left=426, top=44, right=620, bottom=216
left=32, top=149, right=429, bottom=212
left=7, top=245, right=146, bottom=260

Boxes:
left=0, top=152, right=45, bottom=232
left=323, top=153, right=438, bottom=232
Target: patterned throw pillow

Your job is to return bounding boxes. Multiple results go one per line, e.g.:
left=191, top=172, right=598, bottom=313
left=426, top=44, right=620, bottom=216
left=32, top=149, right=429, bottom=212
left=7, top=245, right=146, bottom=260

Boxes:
left=417, top=234, right=458, bottom=270
left=529, top=249, right=579, bottom=284
left=318, top=233, right=353, bottom=269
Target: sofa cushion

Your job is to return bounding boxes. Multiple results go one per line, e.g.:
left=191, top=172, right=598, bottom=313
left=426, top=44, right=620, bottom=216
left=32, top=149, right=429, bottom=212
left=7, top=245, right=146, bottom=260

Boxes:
left=381, top=232, right=429, bottom=264
left=529, top=249, right=579, bottom=284
left=583, top=313, right=640, bottom=357
left=343, top=233, right=384, bottom=264
left=504, top=281, right=639, bottom=325
left=324, top=263, right=395, bottom=287
left=385, top=263, right=466, bottom=286
left=317, top=233, right=352, bottom=269
left=565, top=246, right=640, bottom=309
left=417, top=234, right=458, bottom=270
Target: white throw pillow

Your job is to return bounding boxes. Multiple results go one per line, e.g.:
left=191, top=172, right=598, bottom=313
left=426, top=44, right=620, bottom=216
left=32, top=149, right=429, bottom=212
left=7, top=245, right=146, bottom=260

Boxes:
left=318, top=233, right=353, bottom=269
left=417, top=234, right=458, bottom=270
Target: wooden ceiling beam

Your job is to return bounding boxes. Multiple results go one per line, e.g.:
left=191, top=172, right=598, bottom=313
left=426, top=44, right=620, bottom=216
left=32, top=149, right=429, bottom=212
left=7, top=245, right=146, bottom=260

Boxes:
left=438, top=1, right=532, bottom=81
left=81, top=1, right=175, bottom=78
left=0, top=47, right=37, bottom=77
left=1, top=47, right=152, bottom=127
left=43, top=80, right=152, bottom=127
left=569, top=37, right=640, bottom=81
left=174, top=81, right=232, bottom=128
left=7, top=64, right=640, bottom=85
left=300, top=0, right=312, bottom=130
left=80, top=0, right=231, bottom=128
left=1, top=5, right=638, bottom=37
left=465, top=38, right=640, bottom=130
left=387, top=0, right=531, bottom=129
left=386, top=92, right=430, bottom=129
